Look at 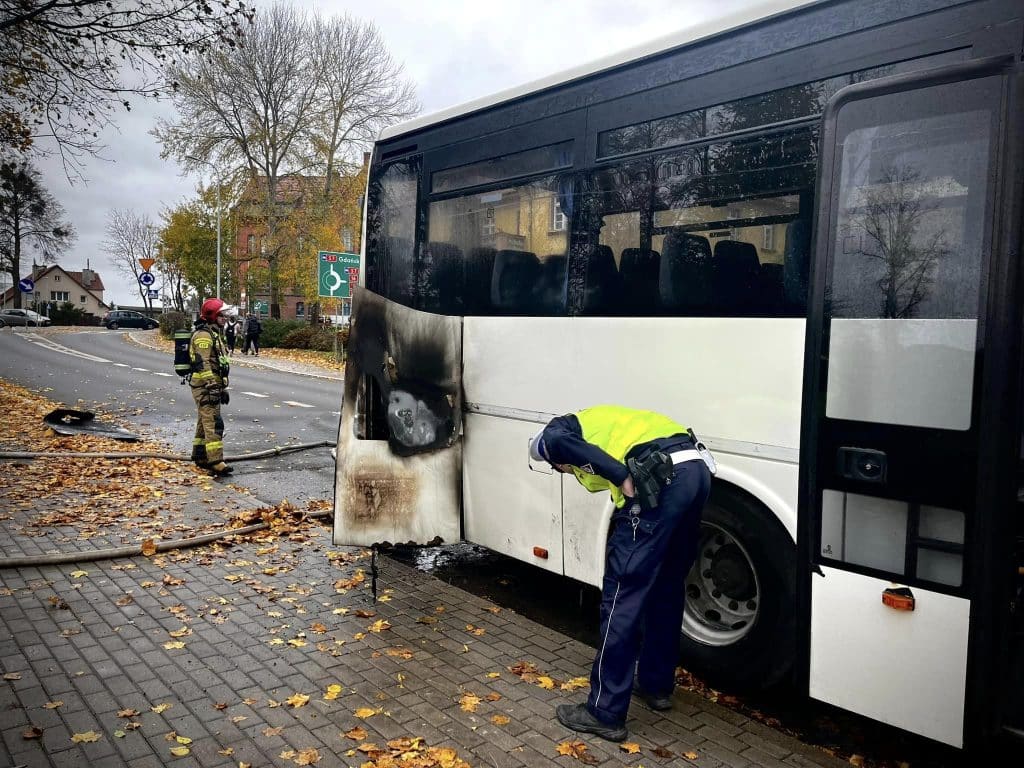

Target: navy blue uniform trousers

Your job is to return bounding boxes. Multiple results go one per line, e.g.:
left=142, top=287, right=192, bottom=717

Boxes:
left=587, top=455, right=711, bottom=726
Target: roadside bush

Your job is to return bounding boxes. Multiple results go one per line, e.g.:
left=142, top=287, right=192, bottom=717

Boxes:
left=281, top=326, right=315, bottom=349
left=259, top=318, right=305, bottom=348
left=159, top=311, right=191, bottom=339
left=49, top=302, right=88, bottom=326
left=308, top=328, right=338, bottom=352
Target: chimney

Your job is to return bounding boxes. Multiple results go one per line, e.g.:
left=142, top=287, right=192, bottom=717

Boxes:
left=81, top=267, right=95, bottom=288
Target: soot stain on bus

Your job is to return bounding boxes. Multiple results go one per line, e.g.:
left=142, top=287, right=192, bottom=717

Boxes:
left=336, top=288, right=462, bottom=535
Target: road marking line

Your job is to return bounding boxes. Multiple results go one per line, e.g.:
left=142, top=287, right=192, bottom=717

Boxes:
left=113, top=363, right=130, bottom=367
left=17, top=333, right=111, bottom=363
left=131, top=367, right=149, bottom=372
left=241, top=391, right=269, bottom=398
left=283, top=400, right=314, bottom=408
left=152, top=372, right=173, bottom=377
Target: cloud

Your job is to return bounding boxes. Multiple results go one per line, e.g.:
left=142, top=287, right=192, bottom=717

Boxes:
left=35, top=0, right=750, bottom=306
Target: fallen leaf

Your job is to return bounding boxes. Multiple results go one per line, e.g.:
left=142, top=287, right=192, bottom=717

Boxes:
left=459, top=693, right=482, bottom=713
left=175, top=735, right=192, bottom=745
left=169, top=745, right=190, bottom=756
left=651, top=746, right=674, bottom=759
left=324, top=684, right=343, bottom=700
left=262, top=726, right=283, bottom=737
left=416, top=616, right=438, bottom=625
left=168, top=627, right=192, bottom=638
left=368, top=619, right=391, bottom=633
left=151, top=702, right=172, bottom=714
left=344, top=726, right=367, bottom=740
left=218, top=747, right=234, bottom=756
left=683, top=750, right=699, bottom=760
left=43, top=701, right=63, bottom=709
left=537, top=676, right=556, bottom=690
left=117, top=708, right=140, bottom=718
left=163, top=641, right=186, bottom=650
left=620, top=743, right=641, bottom=754
left=71, top=731, right=101, bottom=743
left=285, top=693, right=310, bottom=708
left=141, top=539, right=157, bottom=556
left=115, top=594, right=134, bottom=606
left=354, top=707, right=377, bottom=719
left=491, top=714, right=510, bottom=725
left=23, top=725, right=43, bottom=739
left=294, top=747, right=321, bottom=765
left=70, top=570, right=88, bottom=579
left=3, top=672, right=22, bottom=680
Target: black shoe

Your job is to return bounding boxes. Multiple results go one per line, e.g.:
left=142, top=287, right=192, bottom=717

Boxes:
left=555, top=703, right=627, bottom=742
left=632, top=682, right=673, bottom=711
left=207, top=462, right=234, bottom=477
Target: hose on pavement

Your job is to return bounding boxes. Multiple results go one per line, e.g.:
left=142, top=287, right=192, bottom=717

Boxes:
left=0, top=440, right=335, bottom=462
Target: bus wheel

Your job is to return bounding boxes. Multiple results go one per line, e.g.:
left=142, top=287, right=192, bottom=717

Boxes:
left=679, top=486, right=796, bottom=691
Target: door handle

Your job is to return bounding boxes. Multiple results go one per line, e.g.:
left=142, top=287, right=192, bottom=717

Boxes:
left=837, top=447, right=887, bottom=483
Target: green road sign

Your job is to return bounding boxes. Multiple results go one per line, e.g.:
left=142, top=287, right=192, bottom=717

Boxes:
left=319, top=251, right=360, bottom=298
left=253, top=300, right=269, bottom=315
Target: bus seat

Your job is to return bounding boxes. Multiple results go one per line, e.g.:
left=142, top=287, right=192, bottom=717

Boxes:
left=620, top=248, right=661, bottom=314
left=491, top=249, right=541, bottom=313
left=659, top=231, right=712, bottom=314
left=760, top=262, right=784, bottom=315
left=713, top=240, right=761, bottom=313
left=534, top=254, right=568, bottom=315
left=423, top=242, right=464, bottom=315
left=465, top=246, right=497, bottom=314
left=783, top=218, right=811, bottom=312
left=582, top=244, right=619, bottom=314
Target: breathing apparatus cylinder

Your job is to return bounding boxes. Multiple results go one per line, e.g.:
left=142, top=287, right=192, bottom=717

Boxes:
left=173, top=329, right=194, bottom=381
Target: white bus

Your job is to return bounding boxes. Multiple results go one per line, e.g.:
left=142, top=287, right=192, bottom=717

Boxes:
left=334, top=0, right=1024, bottom=752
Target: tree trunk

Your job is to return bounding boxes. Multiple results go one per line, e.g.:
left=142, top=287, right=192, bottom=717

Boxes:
left=12, top=197, right=22, bottom=309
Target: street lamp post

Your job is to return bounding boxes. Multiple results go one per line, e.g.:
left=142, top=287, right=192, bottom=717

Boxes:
left=186, top=156, right=222, bottom=298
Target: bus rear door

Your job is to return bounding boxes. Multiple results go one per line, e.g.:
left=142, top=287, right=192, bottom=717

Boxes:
left=799, top=57, right=1023, bottom=748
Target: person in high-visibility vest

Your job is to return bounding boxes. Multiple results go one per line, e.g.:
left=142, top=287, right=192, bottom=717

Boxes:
left=190, top=298, right=234, bottom=476
left=529, top=405, right=714, bottom=742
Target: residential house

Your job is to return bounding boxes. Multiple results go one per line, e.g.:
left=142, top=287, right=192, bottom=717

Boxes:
left=232, top=156, right=367, bottom=320
left=0, top=262, right=108, bottom=319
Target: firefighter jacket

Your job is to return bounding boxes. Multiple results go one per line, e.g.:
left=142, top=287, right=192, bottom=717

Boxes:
left=539, top=405, right=688, bottom=508
left=189, top=322, right=230, bottom=391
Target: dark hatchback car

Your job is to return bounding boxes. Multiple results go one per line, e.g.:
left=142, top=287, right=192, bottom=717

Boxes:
left=103, top=310, right=159, bottom=330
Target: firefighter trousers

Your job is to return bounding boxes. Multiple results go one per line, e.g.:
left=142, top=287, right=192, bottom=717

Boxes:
left=586, top=458, right=712, bottom=726
left=191, top=387, right=225, bottom=465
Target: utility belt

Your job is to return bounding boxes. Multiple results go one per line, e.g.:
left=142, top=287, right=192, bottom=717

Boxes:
left=626, top=429, right=717, bottom=511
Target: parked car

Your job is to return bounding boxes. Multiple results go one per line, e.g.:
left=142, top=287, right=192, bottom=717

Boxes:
left=102, top=310, right=159, bottom=330
left=0, top=308, right=52, bottom=327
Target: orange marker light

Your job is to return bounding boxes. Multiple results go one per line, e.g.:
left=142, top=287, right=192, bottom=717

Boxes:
left=533, top=546, right=549, bottom=559
left=882, top=587, right=915, bottom=611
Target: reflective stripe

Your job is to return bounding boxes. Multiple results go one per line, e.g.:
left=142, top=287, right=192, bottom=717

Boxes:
left=206, top=441, right=223, bottom=450
left=192, top=438, right=204, bottom=446
left=594, top=580, right=621, bottom=709
left=670, top=449, right=702, bottom=464
left=192, top=371, right=215, bottom=381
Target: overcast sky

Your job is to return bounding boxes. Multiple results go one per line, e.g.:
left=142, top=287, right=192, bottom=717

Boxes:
left=32, top=0, right=756, bottom=306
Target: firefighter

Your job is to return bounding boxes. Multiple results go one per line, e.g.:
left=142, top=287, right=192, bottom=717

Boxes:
left=528, top=405, right=714, bottom=742
left=190, top=298, right=234, bottom=476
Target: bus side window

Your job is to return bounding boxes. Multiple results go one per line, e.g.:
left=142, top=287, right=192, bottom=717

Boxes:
left=581, top=244, right=619, bottom=314
left=620, top=248, right=661, bottom=315
left=491, top=250, right=541, bottom=314
left=422, top=242, right=464, bottom=315
left=660, top=230, right=712, bottom=314
left=534, top=254, right=568, bottom=315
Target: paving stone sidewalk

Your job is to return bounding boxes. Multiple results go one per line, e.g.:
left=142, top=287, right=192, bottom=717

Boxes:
left=0, top=475, right=847, bottom=768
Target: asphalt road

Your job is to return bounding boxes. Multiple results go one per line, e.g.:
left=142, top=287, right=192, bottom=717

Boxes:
left=0, top=327, right=342, bottom=506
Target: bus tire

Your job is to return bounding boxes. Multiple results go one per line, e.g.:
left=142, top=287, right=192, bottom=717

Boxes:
left=678, top=484, right=796, bottom=691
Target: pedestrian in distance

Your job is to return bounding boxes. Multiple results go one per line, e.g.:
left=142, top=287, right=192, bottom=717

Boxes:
left=528, top=405, right=715, bottom=742
left=189, top=298, right=234, bottom=477
left=224, top=311, right=238, bottom=355
left=244, top=312, right=262, bottom=356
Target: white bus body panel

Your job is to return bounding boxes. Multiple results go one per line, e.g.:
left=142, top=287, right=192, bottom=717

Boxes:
left=810, top=566, right=968, bottom=748
left=462, top=316, right=805, bottom=579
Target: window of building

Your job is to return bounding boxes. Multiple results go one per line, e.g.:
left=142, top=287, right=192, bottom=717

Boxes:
left=51, top=291, right=69, bottom=302
left=762, top=225, right=776, bottom=252
left=54, top=275, right=60, bottom=281
left=247, top=234, right=255, bottom=254
left=296, top=301, right=305, bottom=317
left=80, top=295, right=86, bottom=303
left=551, top=199, right=567, bottom=232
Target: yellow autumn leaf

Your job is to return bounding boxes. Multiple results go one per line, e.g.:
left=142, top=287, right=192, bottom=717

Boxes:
left=163, top=641, right=186, bottom=650
left=43, top=701, right=63, bottom=709
left=71, top=731, right=101, bottom=743
left=288, top=638, right=307, bottom=647
left=344, top=726, right=367, bottom=740
left=141, top=539, right=157, bottom=556
left=169, top=745, right=190, bottom=756
left=175, top=735, right=192, bottom=745
left=353, top=707, right=377, bottom=719
left=116, top=708, right=139, bottom=717
left=70, top=570, right=88, bottom=579
left=491, top=714, right=511, bottom=725
left=324, top=684, right=343, bottom=700
left=285, top=693, right=310, bottom=708
left=560, top=677, right=590, bottom=691
left=368, top=619, right=391, bottom=633
left=295, top=747, right=321, bottom=765
left=536, top=676, right=556, bottom=689
left=620, top=742, right=641, bottom=754
left=151, top=703, right=172, bottom=713
left=485, top=672, right=501, bottom=679
left=683, top=751, right=699, bottom=759
left=168, top=627, right=192, bottom=637
left=459, top=693, right=482, bottom=713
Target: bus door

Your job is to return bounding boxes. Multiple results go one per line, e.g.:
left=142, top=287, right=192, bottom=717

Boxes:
left=799, top=57, right=1023, bottom=748
left=333, top=287, right=463, bottom=547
